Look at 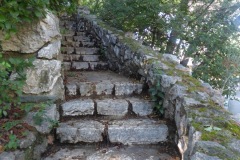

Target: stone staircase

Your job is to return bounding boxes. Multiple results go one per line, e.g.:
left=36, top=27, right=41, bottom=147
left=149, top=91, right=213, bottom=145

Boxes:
left=42, top=16, right=180, bottom=160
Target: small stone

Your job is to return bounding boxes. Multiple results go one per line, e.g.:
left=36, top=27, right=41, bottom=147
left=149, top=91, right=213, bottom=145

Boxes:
left=66, top=83, right=77, bottom=96
left=72, top=62, right=89, bottom=70
left=127, top=98, right=153, bottom=116
left=95, top=81, right=114, bottom=95
left=62, top=99, right=94, bottom=116
left=115, top=82, right=143, bottom=96
left=96, top=99, right=128, bottom=116
left=78, top=82, right=94, bottom=96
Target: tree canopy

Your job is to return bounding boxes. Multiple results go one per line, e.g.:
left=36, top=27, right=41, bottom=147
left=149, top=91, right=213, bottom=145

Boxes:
left=81, top=0, right=240, bottom=96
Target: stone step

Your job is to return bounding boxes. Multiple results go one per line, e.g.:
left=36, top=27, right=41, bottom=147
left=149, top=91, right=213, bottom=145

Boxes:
left=75, top=47, right=99, bottom=55
left=61, top=47, right=100, bottom=55
left=63, top=35, right=91, bottom=42
left=62, top=54, right=100, bottom=62
left=56, top=119, right=168, bottom=144
left=61, top=98, right=153, bottom=117
left=108, top=119, right=168, bottom=145
left=61, top=41, right=96, bottom=48
left=63, top=61, right=108, bottom=71
left=42, top=145, right=180, bottom=160
left=65, top=71, right=144, bottom=96
left=57, top=120, right=105, bottom=143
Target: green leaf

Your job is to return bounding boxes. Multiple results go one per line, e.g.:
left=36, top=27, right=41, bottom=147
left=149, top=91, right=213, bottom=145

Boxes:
left=34, top=11, right=43, bottom=18
left=0, top=15, right=6, bottom=22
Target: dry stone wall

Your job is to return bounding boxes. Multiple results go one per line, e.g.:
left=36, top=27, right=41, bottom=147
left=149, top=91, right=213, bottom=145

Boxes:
left=77, top=8, right=240, bottom=160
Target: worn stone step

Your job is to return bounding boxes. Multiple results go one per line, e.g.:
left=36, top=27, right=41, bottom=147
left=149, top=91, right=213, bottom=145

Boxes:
left=56, top=119, right=168, bottom=144
left=73, top=36, right=91, bottom=42
left=61, top=41, right=96, bottom=48
left=62, top=54, right=100, bottom=62
left=61, top=99, right=94, bottom=116
left=108, top=119, right=168, bottom=145
left=63, top=62, right=108, bottom=71
left=65, top=71, right=143, bottom=96
left=56, top=120, right=105, bottom=143
left=42, top=145, right=180, bottom=160
left=61, top=98, right=153, bottom=117
left=72, top=61, right=108, bottom=70
left=75, top=47, right=99, bottom=55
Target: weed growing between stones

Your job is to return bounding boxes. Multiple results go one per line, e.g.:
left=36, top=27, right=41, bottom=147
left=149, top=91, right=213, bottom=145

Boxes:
left=149, top=70, right=165, bottom=116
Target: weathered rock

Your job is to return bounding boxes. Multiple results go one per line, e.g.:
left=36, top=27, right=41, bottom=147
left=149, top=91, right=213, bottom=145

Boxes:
left=127, top=98, right=153, bottom=116
left=161, top=75, right=182, bottom=88
left=0, top=151, right=25, bottom=160
left=162, top=54, right=180, bottom=64
left=115, top=82, right=143, bottom=96
left=24, top=104, right=59, bottom=134
left=19, top=131, right=36, bottom=149
left=72, top=62, right=89, bottom=70
left=0, top=11, right=61, bottom=53
left=78, top=82, right=94, bottom=96
left=62, top=99, right=94, bottom=116
left=192, top=141, right=237, bottom=159
left=228, top=140, right=240, bottom=153
left=95, top=81, right=114, bottom=95
left=190, top=152, right=221, bottom=160
left=108, top=119, right=168, bottom=145
left=46, top=77, right=65, bottom=100
left=57, top=120, right=105, bottom=143
left=23, top=59, right=62, bottom=94
left=33, top=138, right=48, bottom=160
left=66, top=83, right=77, bottom=96
left=96, top=99, right=128, bottom=116
left=38, top=40, right=61, bottom=59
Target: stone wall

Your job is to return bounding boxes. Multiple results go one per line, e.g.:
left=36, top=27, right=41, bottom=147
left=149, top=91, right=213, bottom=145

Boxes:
left=0, top=11, right=62, bottom=160
left=1, top=11, right=64, bottom=102
left=77, top=8, right=240, bottom=160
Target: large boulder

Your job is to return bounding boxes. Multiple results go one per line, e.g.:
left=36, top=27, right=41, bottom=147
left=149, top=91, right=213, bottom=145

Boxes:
left=23, top=59, right=62, bottom=94
left=0, top=11, right=61, bottom=53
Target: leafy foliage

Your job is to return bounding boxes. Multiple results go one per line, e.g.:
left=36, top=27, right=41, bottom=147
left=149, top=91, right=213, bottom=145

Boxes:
left=90, top=0, right=240, bottom=96
left=0, top=0, right=78, bottom=38
left=0, top=53, right=34, bottom=118
left=4, top=134, right=19, bottom=150
left=149, top=73, right=165, bottom=115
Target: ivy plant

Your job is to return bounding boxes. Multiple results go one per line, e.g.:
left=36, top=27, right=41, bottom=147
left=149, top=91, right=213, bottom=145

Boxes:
left=149, top=74, right=165, bottom=116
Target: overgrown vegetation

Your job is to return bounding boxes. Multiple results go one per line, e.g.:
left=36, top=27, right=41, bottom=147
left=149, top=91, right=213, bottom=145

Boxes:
left=81, top=0, right=240, bottom=96
left=0, top=0, right=78, bottom=151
